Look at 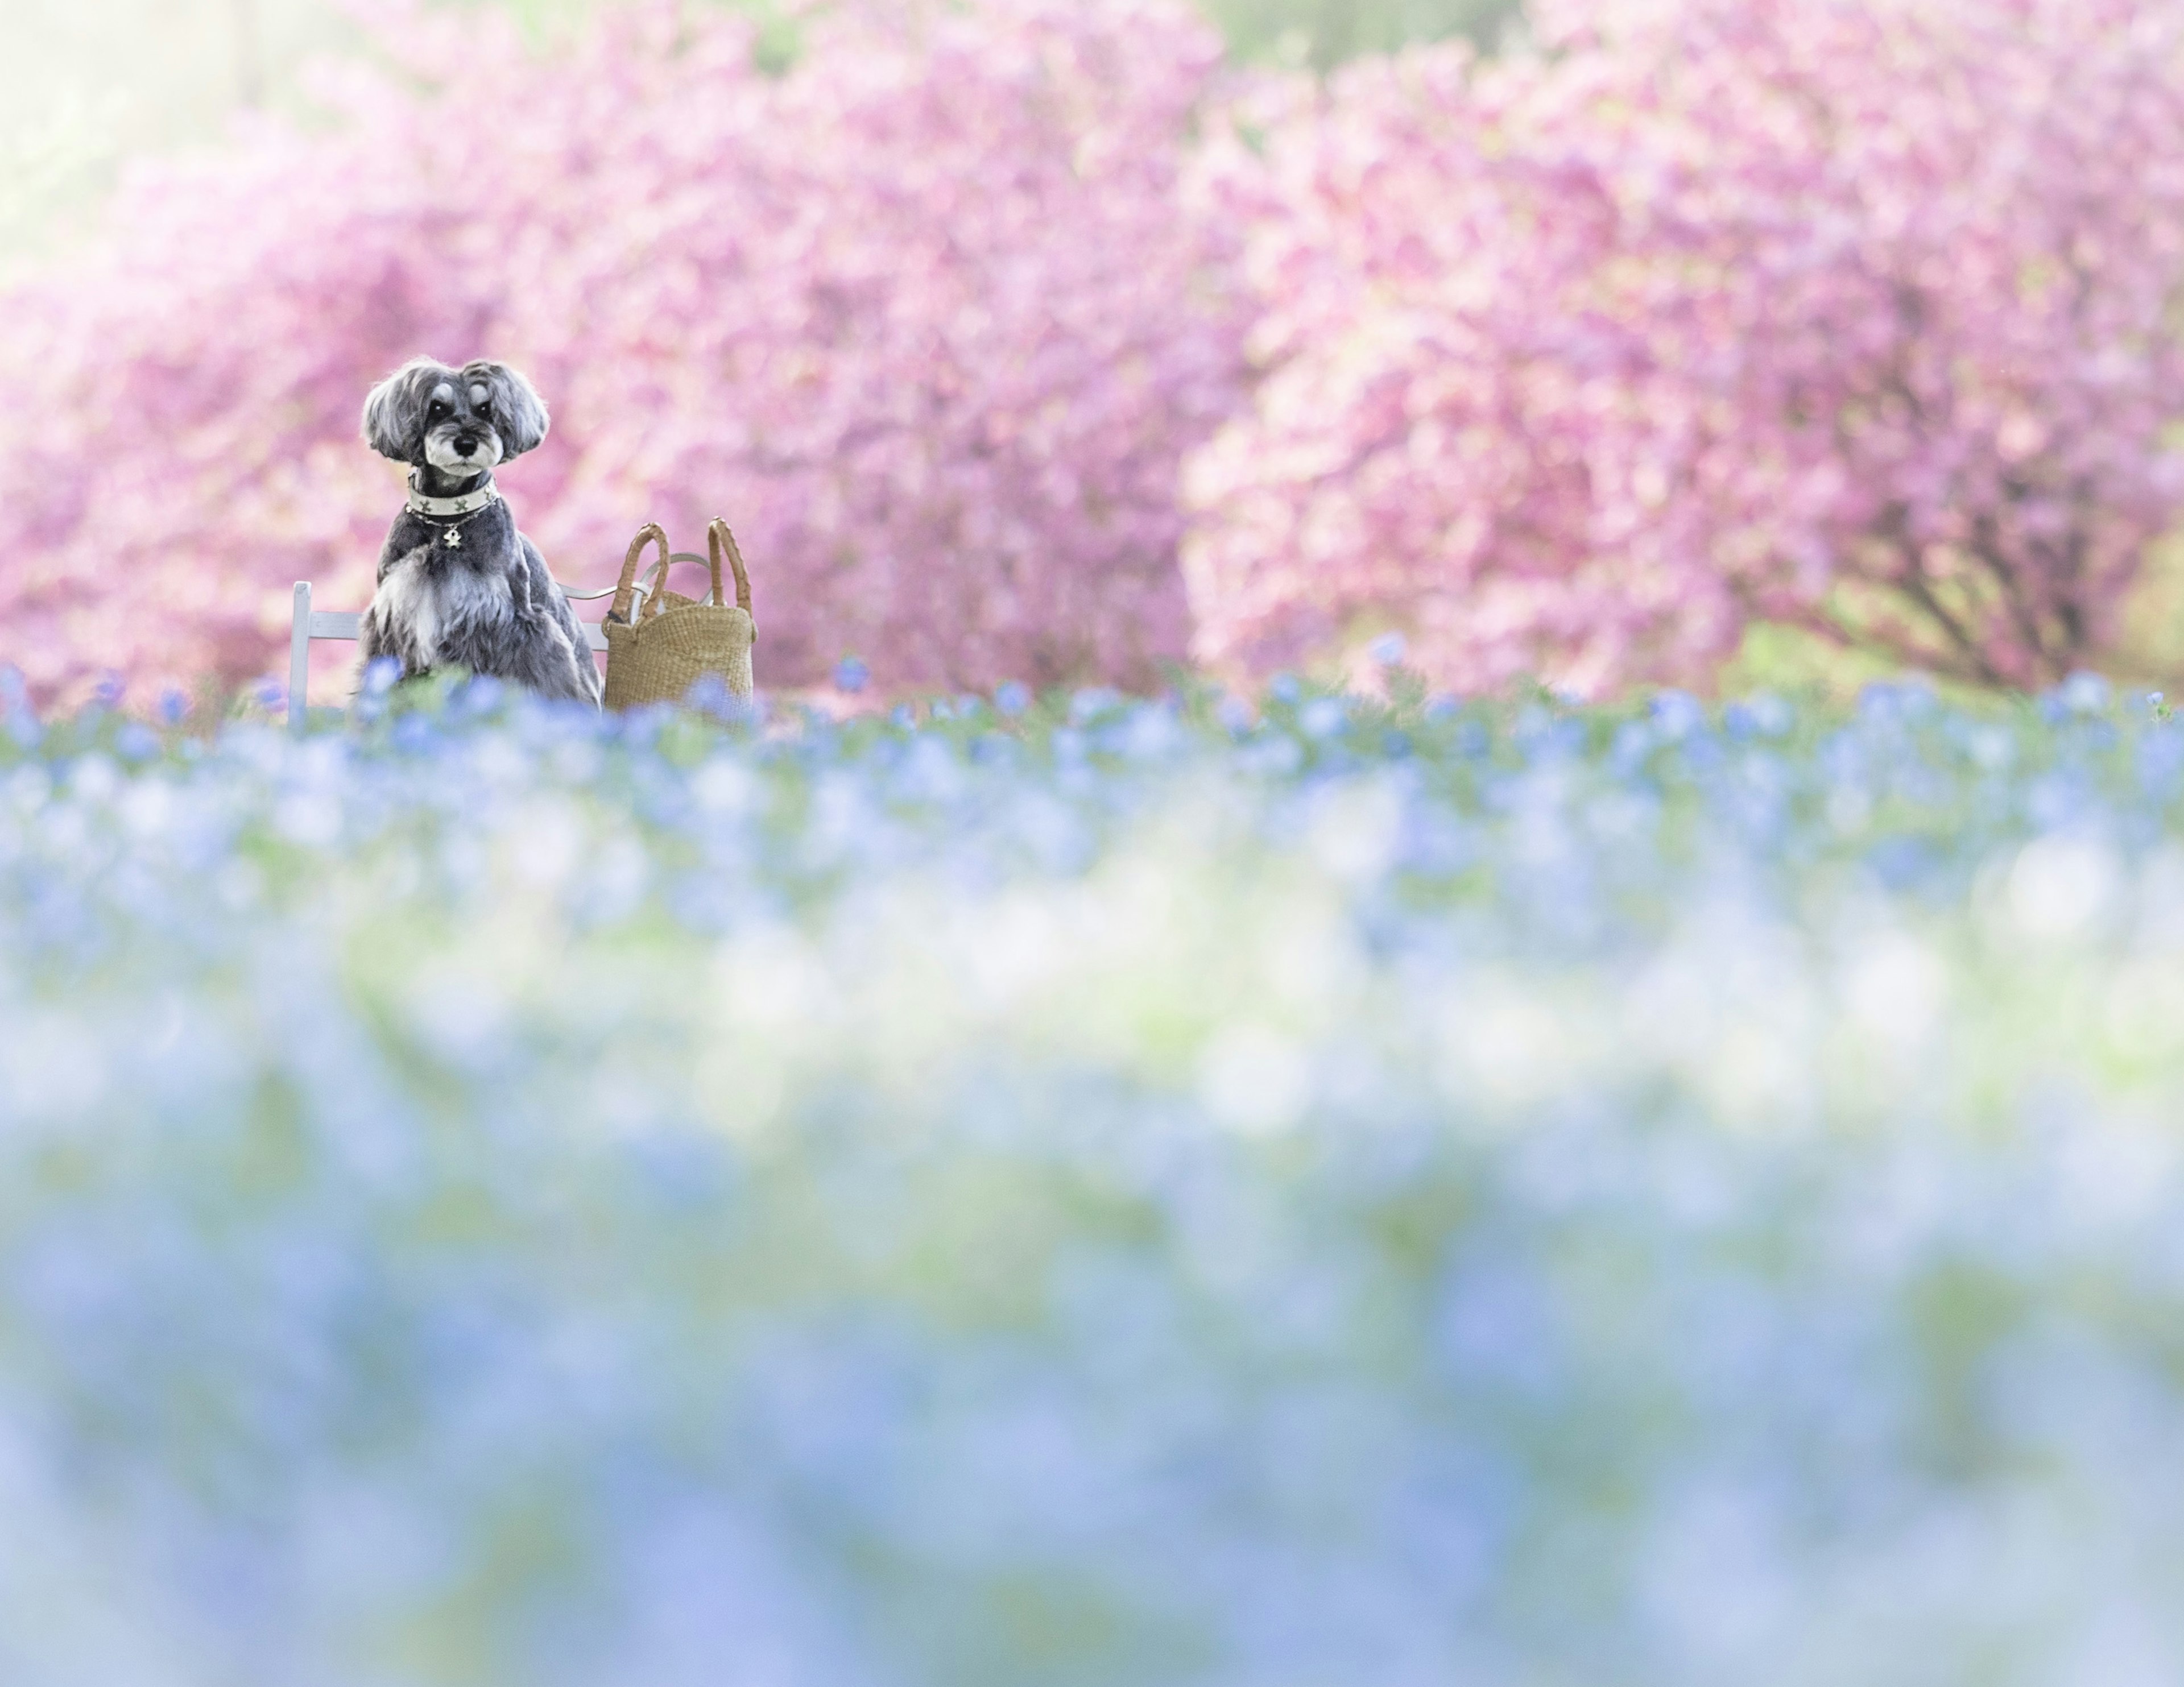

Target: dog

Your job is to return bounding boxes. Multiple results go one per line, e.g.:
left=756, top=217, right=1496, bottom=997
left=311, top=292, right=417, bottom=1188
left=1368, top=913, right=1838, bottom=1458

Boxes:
left=357, top=357, right=602, bottom=705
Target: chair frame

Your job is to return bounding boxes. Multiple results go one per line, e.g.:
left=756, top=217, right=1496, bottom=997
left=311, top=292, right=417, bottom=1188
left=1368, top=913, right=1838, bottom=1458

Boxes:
left=286, top=556, right=714, bottom=730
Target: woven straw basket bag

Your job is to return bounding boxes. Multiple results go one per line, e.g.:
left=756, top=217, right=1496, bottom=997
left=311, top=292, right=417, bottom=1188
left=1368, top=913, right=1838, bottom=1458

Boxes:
left=601, top=519, right=756, bottom=710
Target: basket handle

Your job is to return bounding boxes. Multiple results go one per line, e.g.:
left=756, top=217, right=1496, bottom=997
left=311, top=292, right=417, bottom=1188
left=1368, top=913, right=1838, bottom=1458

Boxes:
left=638, top=552, right=725, bottom=624
left=611, top=524, right=670, bottom=625
left=709, top=520, right=753, bottom=617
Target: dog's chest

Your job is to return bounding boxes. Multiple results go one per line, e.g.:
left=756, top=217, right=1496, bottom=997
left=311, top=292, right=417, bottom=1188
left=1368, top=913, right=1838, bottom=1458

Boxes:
left=380, top=547, right=512, bottom=668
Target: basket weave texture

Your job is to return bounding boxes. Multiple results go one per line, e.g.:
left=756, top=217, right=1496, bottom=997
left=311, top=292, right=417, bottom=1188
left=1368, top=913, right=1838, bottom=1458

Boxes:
left=601, top=520, right=756, bottom=710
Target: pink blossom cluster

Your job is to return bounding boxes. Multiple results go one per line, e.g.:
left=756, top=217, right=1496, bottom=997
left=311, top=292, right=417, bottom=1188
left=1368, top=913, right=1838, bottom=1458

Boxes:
left=0, top=0, right=1246, bottom=703
left=1187, top=0, right=2184, bottom=694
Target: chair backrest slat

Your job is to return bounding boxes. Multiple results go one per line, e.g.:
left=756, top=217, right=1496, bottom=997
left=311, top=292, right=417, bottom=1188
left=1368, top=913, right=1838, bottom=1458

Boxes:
left=289, top=582, right=611, bottom=733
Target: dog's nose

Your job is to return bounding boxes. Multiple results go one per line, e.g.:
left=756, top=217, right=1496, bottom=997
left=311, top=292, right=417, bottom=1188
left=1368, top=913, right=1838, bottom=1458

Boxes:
left=454, top=433, right=478, bottom=455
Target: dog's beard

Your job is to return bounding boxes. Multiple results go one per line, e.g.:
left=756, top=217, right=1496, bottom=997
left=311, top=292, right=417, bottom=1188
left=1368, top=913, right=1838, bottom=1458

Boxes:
left=423, top=425, right=505, bottom=476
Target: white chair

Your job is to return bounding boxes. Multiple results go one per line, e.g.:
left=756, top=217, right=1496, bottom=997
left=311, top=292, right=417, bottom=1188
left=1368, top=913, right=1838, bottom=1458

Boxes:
left=285, top=558, right=713, bottom=729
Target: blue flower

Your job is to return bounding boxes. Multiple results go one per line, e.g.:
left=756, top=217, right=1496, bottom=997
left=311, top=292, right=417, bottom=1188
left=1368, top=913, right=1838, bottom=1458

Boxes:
left=685, top=673, right=733, bottom=716
left=1649, top=689, right=1706, bottom=739
left=2055, top=670, right=2113, bottom=715
left=1069, top=687, right=1124, bottom=724
left=835, top=654, right=870, bottom=694
left=1298, top=697, right=1348, bottom=740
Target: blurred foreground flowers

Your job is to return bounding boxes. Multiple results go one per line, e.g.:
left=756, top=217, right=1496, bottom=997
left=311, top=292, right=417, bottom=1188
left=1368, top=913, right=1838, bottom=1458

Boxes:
left=5, top=673, right=2184, bottom=1682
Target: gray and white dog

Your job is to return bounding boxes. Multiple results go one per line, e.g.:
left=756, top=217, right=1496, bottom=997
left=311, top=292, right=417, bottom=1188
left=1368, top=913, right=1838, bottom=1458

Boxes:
left=357, top=357, right=602, bottom=705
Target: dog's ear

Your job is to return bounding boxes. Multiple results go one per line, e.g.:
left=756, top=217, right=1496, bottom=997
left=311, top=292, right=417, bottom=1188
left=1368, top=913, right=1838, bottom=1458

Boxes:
left=471, top=362, right=549, bottom=458
left=362, top=358, right=445, bottom=462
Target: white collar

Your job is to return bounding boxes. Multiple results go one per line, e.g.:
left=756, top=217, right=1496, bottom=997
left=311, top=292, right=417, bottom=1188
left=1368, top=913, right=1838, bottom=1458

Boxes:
left=406, top=473, right=501, bottom=519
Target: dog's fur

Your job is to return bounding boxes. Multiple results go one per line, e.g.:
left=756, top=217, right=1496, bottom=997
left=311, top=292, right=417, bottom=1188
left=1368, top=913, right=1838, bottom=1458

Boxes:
left=357, top=357, right=602, bottom=705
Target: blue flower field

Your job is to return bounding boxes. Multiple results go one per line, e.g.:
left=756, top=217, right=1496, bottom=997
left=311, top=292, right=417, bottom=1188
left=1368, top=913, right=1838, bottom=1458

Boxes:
left=3, top=668, right=2183, bottom=1684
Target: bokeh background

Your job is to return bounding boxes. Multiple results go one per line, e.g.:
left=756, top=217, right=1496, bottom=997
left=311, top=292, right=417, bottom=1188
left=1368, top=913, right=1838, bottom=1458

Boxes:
left=9, top=0, right=2181, bottom=712
left=0, top=0, right=1517, bottom=283
left=1, top=0, right=1519, bottom=235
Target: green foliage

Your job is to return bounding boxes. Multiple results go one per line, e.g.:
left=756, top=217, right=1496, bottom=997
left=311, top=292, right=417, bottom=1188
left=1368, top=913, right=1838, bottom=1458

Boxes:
left=1716, top=620, right=1970, bottom=710
left=1197, top=0, right=1522, bottom=64
left=446, top=0, right=1525, bottom=67
left=2105, top=531, right=2184, bottom=690
left=1720, top=530, right=2184, bottom=707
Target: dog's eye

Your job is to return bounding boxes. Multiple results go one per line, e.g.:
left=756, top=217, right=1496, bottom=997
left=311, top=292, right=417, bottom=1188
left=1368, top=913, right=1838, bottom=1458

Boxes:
left=427, top=399, right=449, bottom=417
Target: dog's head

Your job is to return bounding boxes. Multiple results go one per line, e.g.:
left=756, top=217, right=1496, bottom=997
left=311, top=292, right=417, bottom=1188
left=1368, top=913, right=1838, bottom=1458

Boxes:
left=362, top=357, right=549, bottom=475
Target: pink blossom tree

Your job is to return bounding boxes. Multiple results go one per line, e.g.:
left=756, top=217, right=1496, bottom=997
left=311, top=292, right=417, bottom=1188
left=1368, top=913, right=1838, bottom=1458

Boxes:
left=1184, top=0, right=2184, bottom=695
left=0, top=0, right=1247, bottom=705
